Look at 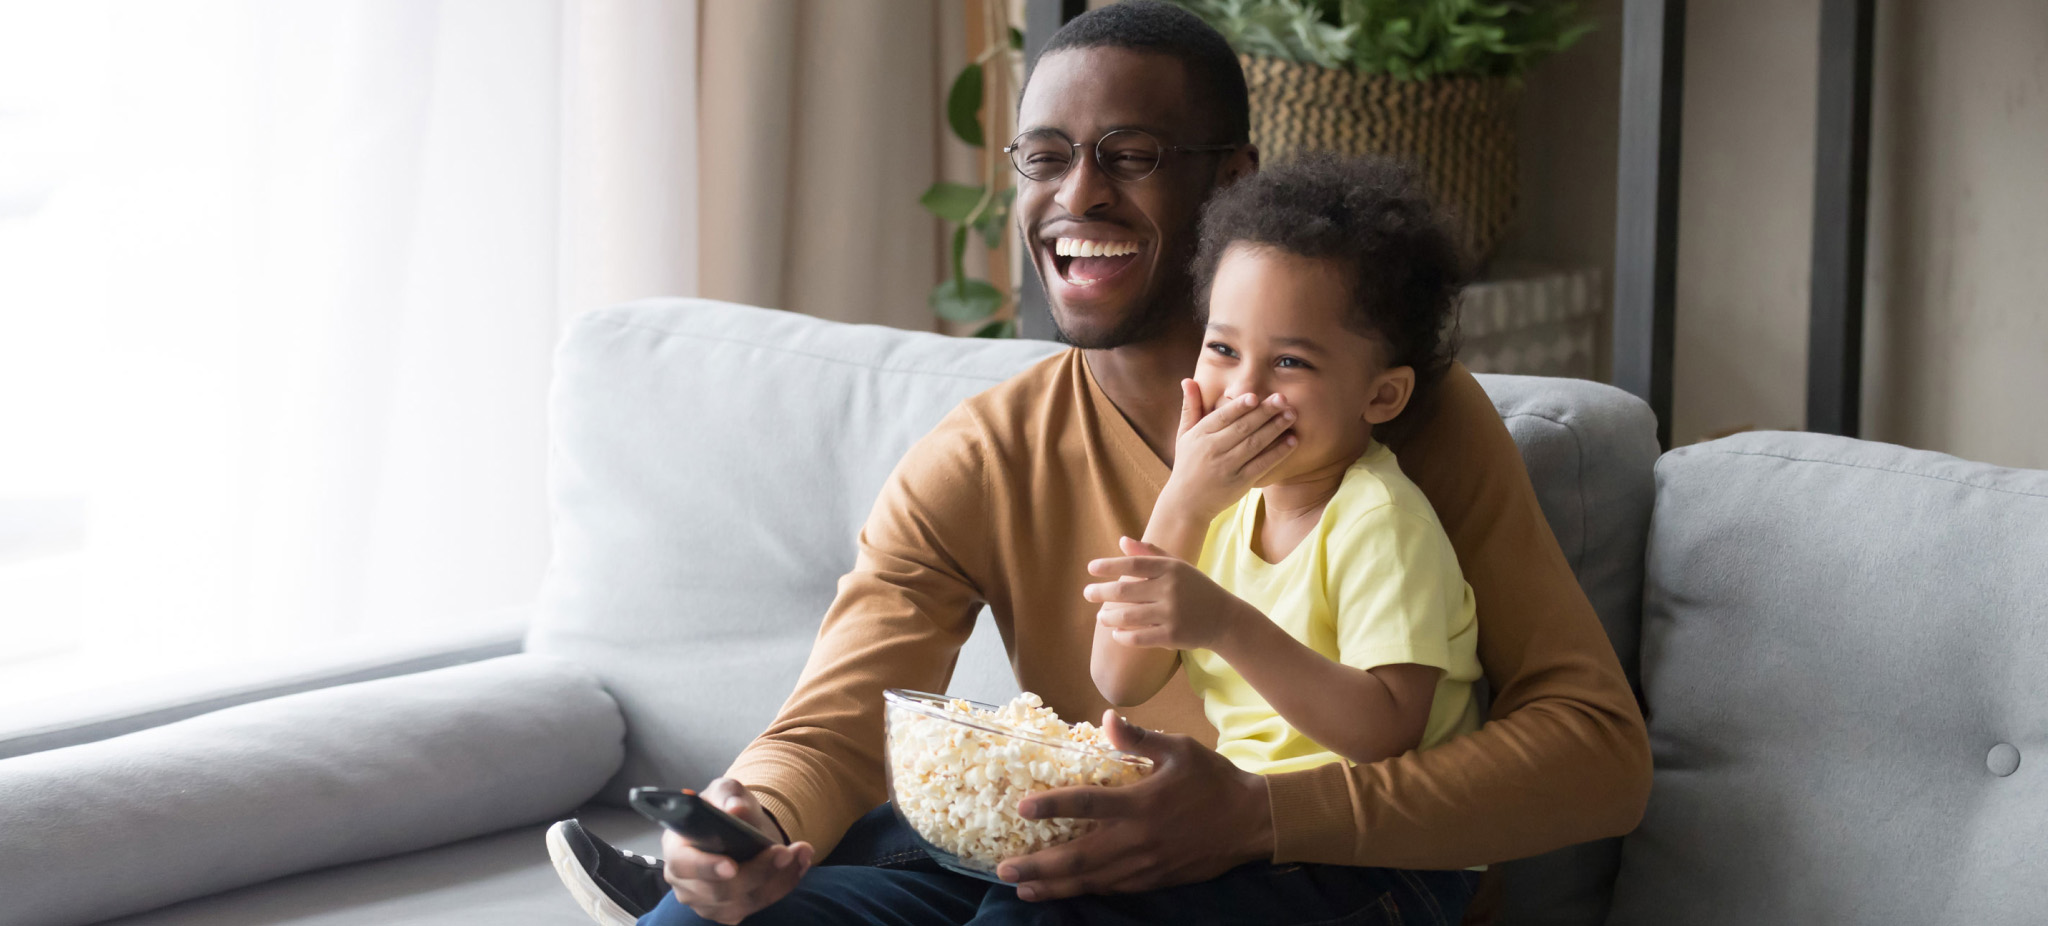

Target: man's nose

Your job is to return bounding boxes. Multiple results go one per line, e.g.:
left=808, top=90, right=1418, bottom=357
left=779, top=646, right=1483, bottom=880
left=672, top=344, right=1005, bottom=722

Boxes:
left=1052, top=150, right=1117, bottom=218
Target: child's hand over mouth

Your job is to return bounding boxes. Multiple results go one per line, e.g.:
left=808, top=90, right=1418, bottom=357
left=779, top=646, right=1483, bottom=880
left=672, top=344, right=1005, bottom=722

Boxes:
left=1157, top=379, right=1298, bottom=522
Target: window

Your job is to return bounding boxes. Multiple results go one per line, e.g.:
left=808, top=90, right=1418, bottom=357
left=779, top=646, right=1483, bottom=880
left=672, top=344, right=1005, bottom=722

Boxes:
left=0, top=1, right=567, bottom=708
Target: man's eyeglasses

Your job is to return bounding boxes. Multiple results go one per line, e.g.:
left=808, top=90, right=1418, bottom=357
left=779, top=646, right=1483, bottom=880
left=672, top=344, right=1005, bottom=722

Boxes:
left=1002, top=128, right=1240, bottom=184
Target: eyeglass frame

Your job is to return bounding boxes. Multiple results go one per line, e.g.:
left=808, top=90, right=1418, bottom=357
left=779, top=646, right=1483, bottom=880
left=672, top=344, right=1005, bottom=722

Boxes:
left=1001, top=128, right=1242, bottom=184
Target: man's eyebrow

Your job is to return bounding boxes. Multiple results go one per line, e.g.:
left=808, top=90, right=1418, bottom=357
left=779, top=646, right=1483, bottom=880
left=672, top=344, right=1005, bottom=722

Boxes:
left=1015, top=123, right=1174, bottom=138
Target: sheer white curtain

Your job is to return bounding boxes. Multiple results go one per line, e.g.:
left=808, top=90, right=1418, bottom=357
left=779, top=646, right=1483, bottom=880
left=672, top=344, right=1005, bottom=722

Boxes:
left=0, top=0, right=697, bottom=706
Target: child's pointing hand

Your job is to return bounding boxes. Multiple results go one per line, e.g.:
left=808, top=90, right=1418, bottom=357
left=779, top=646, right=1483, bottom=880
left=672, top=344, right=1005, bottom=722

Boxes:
left=1085, top=536, right=1259, bottom=652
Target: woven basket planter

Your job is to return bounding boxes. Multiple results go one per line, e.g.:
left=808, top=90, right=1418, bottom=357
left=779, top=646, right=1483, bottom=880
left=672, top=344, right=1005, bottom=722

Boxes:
left=1241, top=54, right=1521, bottom=267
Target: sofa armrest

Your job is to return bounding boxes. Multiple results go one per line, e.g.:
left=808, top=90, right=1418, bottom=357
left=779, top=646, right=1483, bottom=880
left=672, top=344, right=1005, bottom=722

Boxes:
left=0, top=653, right=625, bottom=926
left=0, top=616, right=529, bottom=761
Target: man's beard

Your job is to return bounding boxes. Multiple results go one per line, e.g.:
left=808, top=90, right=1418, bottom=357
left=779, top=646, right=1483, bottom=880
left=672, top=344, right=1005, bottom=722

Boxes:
left=1046, top=265, right=1197, bottom=351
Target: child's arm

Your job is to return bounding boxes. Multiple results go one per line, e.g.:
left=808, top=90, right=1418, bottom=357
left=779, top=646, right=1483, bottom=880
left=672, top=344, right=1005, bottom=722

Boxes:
left=1089, top=382, right=1299, bottom=707
left=1088, top=536, right=1182, bottom=706
left=1086, top=541, right=1439, bottom=763
left=1212, top=619, right=1441, bottom=764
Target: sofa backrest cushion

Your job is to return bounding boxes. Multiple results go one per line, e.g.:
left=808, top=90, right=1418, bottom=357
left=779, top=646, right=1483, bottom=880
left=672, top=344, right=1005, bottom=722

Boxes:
left=527, top=300, right=1658, bottom=926
left=1608, top=432, right=2048, bottom=925
left=1483, top=376, right=1660, bottom=926
left=527, top=300, right=1062, bottom=799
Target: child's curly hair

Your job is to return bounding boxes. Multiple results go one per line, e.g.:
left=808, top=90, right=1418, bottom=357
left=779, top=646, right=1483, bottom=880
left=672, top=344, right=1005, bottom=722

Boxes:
left=1190, top=155, right=1464, bottom=419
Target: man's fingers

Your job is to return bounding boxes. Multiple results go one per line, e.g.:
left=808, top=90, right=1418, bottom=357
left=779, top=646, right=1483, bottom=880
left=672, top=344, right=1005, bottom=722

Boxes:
left=1176, top=379, right=1205, bottom=436
left=1017, top=781, right=1140, bottom=822
left=698, top=777, right=779, bottom=841
left=664, top=842, right=740, bottom=882
left=1104, top=709, right=1177, bottom=762
left=668, top=841, right=813, bottom=923
left=998, top=828, right=1152, bottom=899
left=1013, top=853, right=1157, bottom=901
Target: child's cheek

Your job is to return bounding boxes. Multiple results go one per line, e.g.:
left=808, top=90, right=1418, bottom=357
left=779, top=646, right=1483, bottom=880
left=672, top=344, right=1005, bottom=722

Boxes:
left=1192, top=371, right=1229, bottom=413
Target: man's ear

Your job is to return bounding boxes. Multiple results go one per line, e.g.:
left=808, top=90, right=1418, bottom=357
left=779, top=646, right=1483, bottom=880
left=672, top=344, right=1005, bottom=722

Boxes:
left=1216, top=143, right=1259, bottom=188
left=1361, top=365, right=1416, bottom=426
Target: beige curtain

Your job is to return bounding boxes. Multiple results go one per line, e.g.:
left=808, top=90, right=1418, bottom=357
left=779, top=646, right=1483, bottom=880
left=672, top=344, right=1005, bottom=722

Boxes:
left=698, top=0, right=975, bottom=330
left=560, top=0, right=701, bottom=322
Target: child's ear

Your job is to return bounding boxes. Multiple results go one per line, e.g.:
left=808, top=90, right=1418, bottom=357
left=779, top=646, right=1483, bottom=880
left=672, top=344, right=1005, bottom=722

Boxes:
left=1361, top=366, right=1416, bottom=426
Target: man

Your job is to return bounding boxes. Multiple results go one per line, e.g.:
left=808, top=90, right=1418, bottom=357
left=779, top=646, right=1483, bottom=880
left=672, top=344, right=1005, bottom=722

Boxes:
left=549, top=4, right=1649, bottom=924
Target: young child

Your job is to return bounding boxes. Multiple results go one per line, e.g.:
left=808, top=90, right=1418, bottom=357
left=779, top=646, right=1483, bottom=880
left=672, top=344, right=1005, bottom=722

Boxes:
left=1086, top=154, right=1481, bottom=841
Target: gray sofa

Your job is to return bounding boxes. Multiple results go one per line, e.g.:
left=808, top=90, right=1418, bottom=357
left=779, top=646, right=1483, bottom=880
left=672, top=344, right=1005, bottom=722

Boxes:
left=2, top=300, right=2040, bottom=926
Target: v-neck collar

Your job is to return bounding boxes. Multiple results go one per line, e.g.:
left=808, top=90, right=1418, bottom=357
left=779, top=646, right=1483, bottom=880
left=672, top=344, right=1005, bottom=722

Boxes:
left=1079, top=351, right=1172, bottom=492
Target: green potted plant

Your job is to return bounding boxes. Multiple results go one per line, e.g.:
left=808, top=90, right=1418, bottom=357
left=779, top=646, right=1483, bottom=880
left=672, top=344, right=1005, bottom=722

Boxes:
left=918, top=9, right=1024, bottom=338
left=1171, top=0, right=1593, bottom=266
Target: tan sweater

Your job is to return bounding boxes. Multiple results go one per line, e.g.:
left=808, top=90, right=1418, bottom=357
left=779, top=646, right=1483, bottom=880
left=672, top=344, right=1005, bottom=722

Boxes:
left=727, top=349, right=1650, bottom=871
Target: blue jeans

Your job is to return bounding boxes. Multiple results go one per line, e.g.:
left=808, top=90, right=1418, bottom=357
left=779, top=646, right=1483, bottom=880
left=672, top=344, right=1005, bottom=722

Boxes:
left=639, top=805, right=1479, bottom=926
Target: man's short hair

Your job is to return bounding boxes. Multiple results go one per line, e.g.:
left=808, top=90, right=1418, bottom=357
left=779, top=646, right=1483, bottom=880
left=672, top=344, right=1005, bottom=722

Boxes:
left=1191, top=155, right=1465, bottom=404
left=1036, top=1, right=1250, bottom=145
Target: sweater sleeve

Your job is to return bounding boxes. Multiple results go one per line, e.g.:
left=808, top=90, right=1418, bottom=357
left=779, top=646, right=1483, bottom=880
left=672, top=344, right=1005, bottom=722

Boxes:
left=1262, top=363, right=1653, bottom=868
left=723, top=406, right=994, bottom=859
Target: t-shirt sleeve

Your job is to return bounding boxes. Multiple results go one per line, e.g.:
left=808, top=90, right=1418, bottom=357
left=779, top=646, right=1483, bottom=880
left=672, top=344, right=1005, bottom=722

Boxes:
left=1326, top=503, right=1461, bottom=674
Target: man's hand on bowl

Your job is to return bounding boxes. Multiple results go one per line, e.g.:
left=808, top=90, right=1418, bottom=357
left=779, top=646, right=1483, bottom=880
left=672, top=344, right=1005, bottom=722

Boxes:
left=995, top=710, right=1274, bottom=901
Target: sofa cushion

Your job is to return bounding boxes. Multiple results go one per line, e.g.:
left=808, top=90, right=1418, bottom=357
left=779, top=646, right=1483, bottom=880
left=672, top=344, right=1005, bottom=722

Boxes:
left=0, top=654, right=624, bottom=926
left=1608, top=432, right=2048, bottom=925
left=1482, top=376, right=1659, bottom=926
left=527, top=299, right=1063, bottom=801
left=1487, top=374, right=1660, bottom=695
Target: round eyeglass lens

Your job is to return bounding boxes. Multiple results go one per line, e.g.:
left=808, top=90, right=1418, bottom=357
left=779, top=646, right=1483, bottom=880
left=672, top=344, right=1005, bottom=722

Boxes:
left=1009, top=131, right=1075, bottom=182
left=1095, top=129, right=1163, bottom=182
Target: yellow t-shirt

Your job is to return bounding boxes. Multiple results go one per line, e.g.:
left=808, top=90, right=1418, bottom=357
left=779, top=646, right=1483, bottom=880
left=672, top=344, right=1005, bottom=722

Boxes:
left=1188, top=442, right=1483, bottom=776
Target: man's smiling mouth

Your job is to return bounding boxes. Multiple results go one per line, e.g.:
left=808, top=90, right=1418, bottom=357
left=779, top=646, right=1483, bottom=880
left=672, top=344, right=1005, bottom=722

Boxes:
left=1049, top=237, right=1144, bottom=288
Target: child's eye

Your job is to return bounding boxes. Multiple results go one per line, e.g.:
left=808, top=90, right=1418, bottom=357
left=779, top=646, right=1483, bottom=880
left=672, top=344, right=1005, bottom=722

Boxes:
left=1276, top=355, right=1312, bottom=370
left=1206, top=342, right=1238, bottom=359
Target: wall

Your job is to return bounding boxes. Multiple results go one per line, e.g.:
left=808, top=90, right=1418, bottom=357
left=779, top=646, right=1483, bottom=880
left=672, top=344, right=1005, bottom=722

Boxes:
left=1864, top=0, right=2048, bottom=470
left=1509, top=0, right=2048, bottom=468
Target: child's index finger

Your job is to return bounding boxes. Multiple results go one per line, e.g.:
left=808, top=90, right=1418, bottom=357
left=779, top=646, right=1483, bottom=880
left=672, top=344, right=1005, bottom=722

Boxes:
left=1086, top=556, right=1172, bottom=578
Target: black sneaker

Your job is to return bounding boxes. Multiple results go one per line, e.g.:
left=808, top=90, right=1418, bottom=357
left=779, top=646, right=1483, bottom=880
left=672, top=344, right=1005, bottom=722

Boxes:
left=546, top=818, right=671, bottom=926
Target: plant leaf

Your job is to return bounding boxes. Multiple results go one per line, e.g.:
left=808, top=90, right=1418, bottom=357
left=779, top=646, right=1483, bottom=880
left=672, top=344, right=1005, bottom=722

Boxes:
left=973, top=318, right=1015, bottom=338
left=950, top=226, right=969, bottom=285
left=1008, top=26, right=1024, bottom=50
left=947, top=63, right=985, bottom=148
left=974, top=186, right=1014, bottom=249
left=920, top=182, right=985, bottom=223
left=1173, top=0, right=1593, bottom=78
left=930, top=278, right=1003, bottom=322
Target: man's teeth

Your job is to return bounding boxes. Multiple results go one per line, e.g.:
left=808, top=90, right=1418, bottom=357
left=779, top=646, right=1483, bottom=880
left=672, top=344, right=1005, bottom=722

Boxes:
left=1053, top=238, right=1141, bottom=258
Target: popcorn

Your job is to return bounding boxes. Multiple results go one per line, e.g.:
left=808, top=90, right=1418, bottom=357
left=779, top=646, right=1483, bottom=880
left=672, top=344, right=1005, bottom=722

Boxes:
left=885, top=691, right=1152, bottom=872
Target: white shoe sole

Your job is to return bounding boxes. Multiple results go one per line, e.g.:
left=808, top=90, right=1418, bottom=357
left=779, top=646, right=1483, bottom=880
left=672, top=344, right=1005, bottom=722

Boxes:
left=547, top=822, right=642, bottom=926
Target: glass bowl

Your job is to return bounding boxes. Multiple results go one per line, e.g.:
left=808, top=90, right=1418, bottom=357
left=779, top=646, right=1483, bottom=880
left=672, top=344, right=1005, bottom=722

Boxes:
left=882, top=689, right=1152, bottom=882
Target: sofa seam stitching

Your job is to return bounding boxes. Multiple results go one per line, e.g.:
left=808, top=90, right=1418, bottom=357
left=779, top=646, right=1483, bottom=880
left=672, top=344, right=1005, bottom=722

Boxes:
left=584, top=317, right=1032, bottom=384
left=1687, top=447, right=2048, bottom=500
